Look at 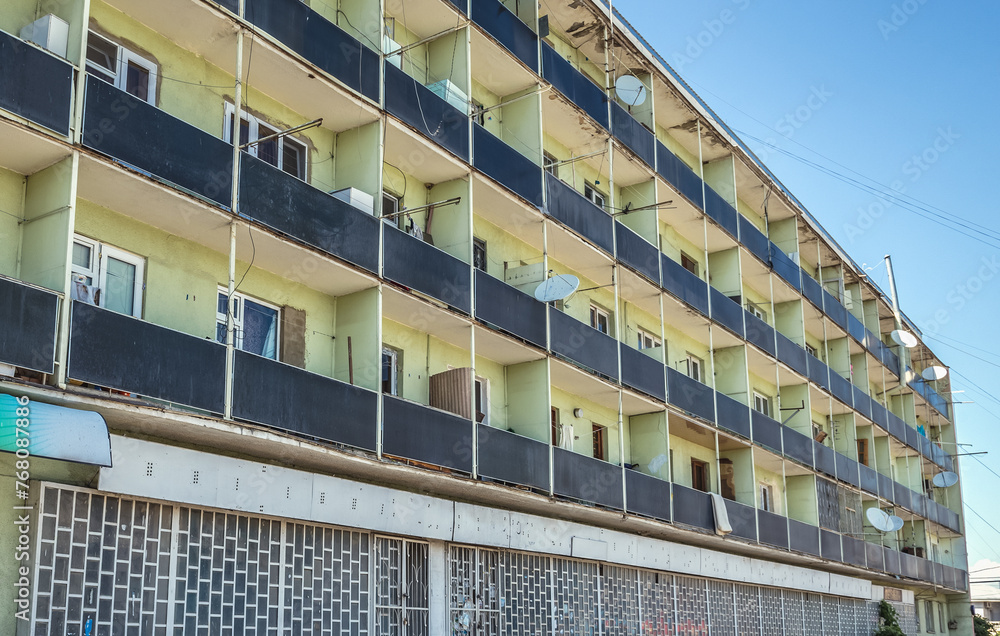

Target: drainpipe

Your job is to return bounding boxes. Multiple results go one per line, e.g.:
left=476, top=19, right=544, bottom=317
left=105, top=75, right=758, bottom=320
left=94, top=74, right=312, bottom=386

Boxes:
left=224, top=18, right=245, bottom=420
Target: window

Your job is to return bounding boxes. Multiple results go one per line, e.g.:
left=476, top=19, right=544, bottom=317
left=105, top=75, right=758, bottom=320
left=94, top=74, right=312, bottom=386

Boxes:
left=746, top=301, right=767, bottom=322
left=71, top=236, right=145, bottom=318
left=805, top=343, right=818, bottom=358
left=382, top=190, right=402, bottom=228
left=590, top=305, right=611, bottom=335
left=584, top=182, right=606, bottom=211
left=550, top=407, right=560, bottom=445
left=637, top=329, right=661, bottom=350
left=224, top=104, right=307, bottom=180
left=857, top=438, right=870, bottom=466
left=382, top=347, right=401, bottom=395
left=472, top=100, right=487, bottom=126
left=216, top=288, right=280, bottom=359
left=759, top=483, right=775, bottom=512
left=543, top=151, right=558, bottom=176
left=686, top=353, right=703, bottom=383
left=86, top=31, right=157, bottom=104
left=474, top=376, right=489, bottom=424
left=938, top=603, right=945, bottom=633
left=813, top=422, right=828, bottom=444
left=691, top=459, right=709, bottom=492
left=473, top=238, right=487, bottom=272
left=752, top=391, right=771, bottom=418
left=680, top=252, right=699, bottom=277
left=925, top=600, right=935, bottom=633
left=592, top=424, right=608, bottom=461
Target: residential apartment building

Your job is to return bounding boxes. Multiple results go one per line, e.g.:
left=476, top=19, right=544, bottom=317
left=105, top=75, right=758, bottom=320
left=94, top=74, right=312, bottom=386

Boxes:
left=0, top=0, right=971, bottom=633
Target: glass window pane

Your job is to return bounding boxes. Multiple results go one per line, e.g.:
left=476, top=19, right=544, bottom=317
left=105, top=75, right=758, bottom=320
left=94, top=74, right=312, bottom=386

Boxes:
left=215, top=322, right=228, bottom=345
left=257, top=125, right=279, bottom=166
left=242, top=299, right=277, bottom=359
left=125, top=62, right=149, bottom=102
left=86, top=35, right=117, bottom=74
left=281, top=143, right=302, bottom=178
left=72, top=243, right=92, bottom=269
left=217, top=292, right=228, bottom=316
left=103, top=257, right=136, bottom=315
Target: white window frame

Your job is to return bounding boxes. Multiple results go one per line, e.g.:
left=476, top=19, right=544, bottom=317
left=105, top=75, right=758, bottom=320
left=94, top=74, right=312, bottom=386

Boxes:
left=86, top=30, right=158, bottom=105
left=584, top=182, right=606, bottom=210
left=747, top=301, right=767, bottom=322
left=680, top=251, right=699, bottom=277
left=759, top=482, right=775, bottom=512
left=223, top=103, right=308, bottom=181
left=474, top=376, right=490, bottom=425
left=752, top=391, right=771, bottom=418
left=686, top=353, right=703, bottom=383
left=382, top=346, right=401, bottom=396
left=71, top=235, right=145, bottom=318
left=216, top=287, right=281, bottom=359
left=637, top=328, right=661, bottom=351
left=472, top=237, right=487, bottom=272
left=805, top=343, right=818, bottom=358
left=543, top=151, right=558, bottom=176
left=590, top=304, right=611, bottom=335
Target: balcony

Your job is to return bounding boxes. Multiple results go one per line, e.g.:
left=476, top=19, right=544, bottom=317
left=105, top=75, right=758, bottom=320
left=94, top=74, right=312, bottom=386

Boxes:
left=232, top=351, right=377, bottom=451
left=0, top=276, right=58, bottom=374
left=703, top=186, right=739, bottom=238
left=847, top=313, right=866, bottom=344
left=751, top=411, right=782, bottom=453
left=383, top=225, right=472, bottom=313
left=246, top=0, right=380, bottom=101
left=473, top=124, right=543, bottom=206
left=666, top=367, right=715, bottom=423
left=801, top=271, right=825, bottom=310
left=739, top=216, right=769, bottom=264
left=744, top=311, right=776, bottom=357
left=382, top=395, right=473, bottom=472
left=775, top=333, right=808, bottom=376
left=548, top=307, right=619, bottom=380
left=552, top=447, right=624, bottom=509
left=611, top=102, right=655, bottom=168
left=621, top=345, right=666, bottom=401
left=82, top=76, right=233, bottom=207
left=671, top=484, right=713, bottom=532
left=806, top=353, right=830, bottom=390
left=758, top=510, right=789, bottom=549
left=814, top=442, right=836, bottom=478
left=544, top=172, right=614, bottom=254
left=724, top=500, right=757, bottom=542
left=709, top=288, right=744, bottom=338
left=828, top=372, right=854, bottom=407
left=384, top=64, right=470, bottom=161
left=477, top=424, right=549, bottom=490
left=625, top=470, right=671, bottom=521
left=852, top=386, right=872, bottom=420
left=655, top=141, right=703, bottom=208
left=470, top=0, right=539, bottom=72
left=821, top=289, right=848, bottom=330
left=859, top=464, right=879, bottom=496
left=660, top=255, right=709, bottom=315
left=68, top=302, right=226, bottom=414
left=474, top=270, right=546, bottom=347
left=540, top=42, right=609, bottom=129
left=835, top=453, right=859, bottom=487
left=842, top=536, right=866, bottom=568
left=769, top=244, right=801, bottom=291
left=239, top=155, right=379, bottom=273
left=788, top=519, right=821, bottom=556
left=0, top=30, right=73, bottom=136
left=820, top=529, right=841, bottom=562
left=715, top=393, right=750, bottom=438
left=782, top=426, right=814, bottom=469
left=615, top=222, right=660, bottom=283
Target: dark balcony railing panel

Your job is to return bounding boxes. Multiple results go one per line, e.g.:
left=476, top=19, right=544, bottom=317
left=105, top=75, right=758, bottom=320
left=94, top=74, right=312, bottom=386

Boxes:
left=655, top=141, right=703, bottom=207
left=822, top=290, right=849, bottom=329
left=715, top=393, right=750, bottom=438
left=239, top=155, right=379, bottom=272
left=549, top=307, right=619, bottom=380
left=782, top=427, right=815, bottom=469
left=836, top=454, right=859, bottom=488
left=0, top=31, right=73, bottom=135
left=859, top=464, right=879, bottom=496
left=910, top=491, right=926, bottom=518
left=847, top=313, right=867, bottom=344
left=842, top=536, right=866, bottom=567
left=815, top=443, right=836, bottom=478
left=473, top=124, right=543, bottom=206
left=232, top=351, right=377, bottom=451
left=384, top=64, right=469, bottom=160
left=382, top=396, right=473, bottom=472
left=744, top=311, right=776, bottom=357
left=800, top=271, right=825, bottom=310
left=828, top=372, right=854, bottom=407
left=887, top=412, right=906, bottom=442
left=725, top=500, right=757, bottom=542
left=864, top=328, right=881, bottom=355
left=703, top=187, right=739, bottom=238
left=739, top=216, right=769, bottom=263
left=807, top=353, right=830, bottom=390
left=917, top=558, right=931, bottom=584
left=758, top=510, right=788, bottom=549
left=470, top=0, right=538, bottom=71
left=865, top=542, right=884, bottom=571
left=775, top=333, right=808, bottom=376
left=625, top=471, right=671, bottom=522
left=893, top=483, right=912, bottom=512
left=904, top=422, right=919, bottom=451
left=900, top=553, right=919, bottom=579
left=871, top=401, right=889, bottom=430
left=788, top=520, right=821, bottom=557
left=934, top=562, right=945, bottom=587
left=444, top=0, right=467, bottom=12
left=611, top=102, right=655, bottom=168
left=615, top=222, right=660, bottom=283
left=883, top=345, right=901, bottom=377
left=769, top=246, right=801, bottom=291
left=68, top=302, right=226, bottom=413
left=820, top=529, right=842, bottom=562
left=883, top=548, right=901, bottom=576
left=544, top=173, right=614, bottom=253
left=853, top=386, right=872, bottom=421
left=661, top=255, right=709, bottom=315
left=552, top=447, right=623, bottom=509
left=83, top=76, right=233, bottom=207
left=709, top=288, right=744, bottom=338
left=877, top=473, right=894, bottom=502
left=919, top=435, right=933, bottom=461
left=621, top=345, right=666, bottom=401
left=384, top=225, right=471, bottom=313
left=0, top=277, right=58, bottom=374
left=925, top=500, right=940, bottom=526
left=752, top=411, right=782, bottom=453
left=666, top=367, right=715, bottom=423
left=477, top=425, right=549, bottom=491
left=214, top=0, right=238, bottom=13
left=474, top=271, right=546, bottom=348
left=246, top=0, right=379, bottom=100
left=671, top=484, right=713, bottom=532
left=541, top=43, right=608, bottom=129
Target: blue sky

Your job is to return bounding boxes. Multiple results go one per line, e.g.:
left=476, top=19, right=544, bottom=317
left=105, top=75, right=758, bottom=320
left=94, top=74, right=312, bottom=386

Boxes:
left=609, top=0, right=1000, bottom=569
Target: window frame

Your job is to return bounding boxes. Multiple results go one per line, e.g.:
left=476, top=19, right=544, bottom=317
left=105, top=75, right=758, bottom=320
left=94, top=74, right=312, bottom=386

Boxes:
left=691, top=458, right=709, bottom=493
left=543, top=151, right=558, bottom=176
left=680, top=251, right=699, bottom=277
left=637, top=328, right=661, bottom=351
left=590, top=304, right=611, bottom=335
left=686, top=353, right=703, bottom=383
left=759, top=482, right=775, bottom=512
left=752, top=391, right=771, bottom=418
left=216, top=287, right=281, bottom=360
left=223, top=103, right=308, bottom=181
left=584, top=182, right=607, bottom=211
left=86, top=30, right=158, bottom=105
left=474, top=375, right=490, bottom=425
left=472, top=237, right=487, bottom=272
left=591, top=423, right=608, bottom=461
left=382, top=346, right=402, bottom=396
left=71, top=235, right=145, bottom=318
left=746, top=301, right=767, bottom=322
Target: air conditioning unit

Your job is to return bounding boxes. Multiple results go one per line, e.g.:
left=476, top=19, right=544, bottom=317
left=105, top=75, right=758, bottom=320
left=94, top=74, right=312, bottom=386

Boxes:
left=383, top=35, right=402, bottom=69
left=330, top=187, right=374, bottom=215
left=20, top=14, right=69, bottom=59
left=426, top=79, right=470, bottom=114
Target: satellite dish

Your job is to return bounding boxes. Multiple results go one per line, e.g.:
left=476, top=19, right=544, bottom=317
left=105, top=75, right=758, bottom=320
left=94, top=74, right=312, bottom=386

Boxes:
left=866, top=508, right=893, bottom=533
left=887, top=515, right=905, bottom=532
left=932, top=471, right=959, bottom=488
left=615, top=75, right=648, bottom=107
left=922, top=366, right=948, bottom=381
left=534, top=274, right=580, bottom=302
left=891, top=329, right=918, bottom=348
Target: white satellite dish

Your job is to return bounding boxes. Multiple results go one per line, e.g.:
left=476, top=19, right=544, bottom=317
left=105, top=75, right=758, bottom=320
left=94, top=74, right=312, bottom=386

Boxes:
left=891, top=329, right=918, bottom=348
left=534, top=274, right=580, bottom=303
left=932, top=471, right=959, bottom=488
left=615, top=75, right=648, bottom=107
left=922, top=365, right=948, bottom=381
left=887, top=515, right=905, bottom=532
left=866, top=508, right=893, bottom=533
